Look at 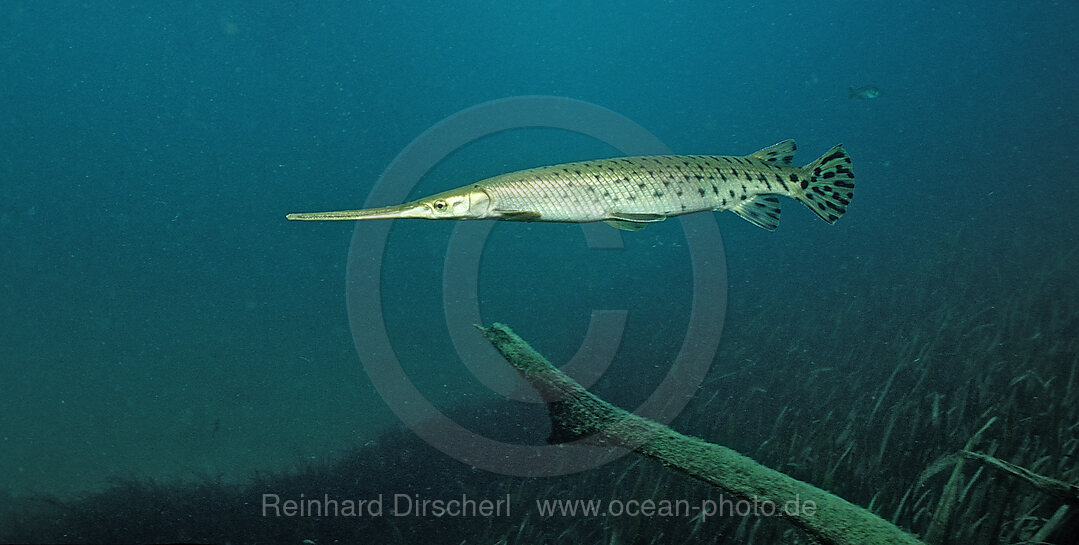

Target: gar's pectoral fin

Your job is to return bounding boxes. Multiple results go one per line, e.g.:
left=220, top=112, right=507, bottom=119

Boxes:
left=495, top=210, right=543, bottom=221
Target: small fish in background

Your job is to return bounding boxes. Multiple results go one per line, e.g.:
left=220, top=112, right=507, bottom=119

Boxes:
left=848, top=85, right=881, bottom=100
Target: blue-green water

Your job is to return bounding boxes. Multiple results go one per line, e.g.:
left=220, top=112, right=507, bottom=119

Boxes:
left=2, top=2, right=1077, bottom=542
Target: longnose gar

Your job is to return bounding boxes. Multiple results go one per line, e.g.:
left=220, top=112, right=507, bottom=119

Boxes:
left=286, top=140, right=853, bottom=231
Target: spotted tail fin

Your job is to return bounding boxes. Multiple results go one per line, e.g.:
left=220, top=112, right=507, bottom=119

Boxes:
left=793, top=144, right=854, bottom=224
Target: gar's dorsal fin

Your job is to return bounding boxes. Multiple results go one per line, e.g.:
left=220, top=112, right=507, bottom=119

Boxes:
left=748, top=139, right=796, bottom=166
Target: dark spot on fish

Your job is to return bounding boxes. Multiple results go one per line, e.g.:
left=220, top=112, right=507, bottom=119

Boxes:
left=782, top=155, right=793, bottom=163
left=638, top=183, right=646, bottom=189
left=628, top=195, right=636, bottom=200
left=823, top=150, right=846, bottom=164
left=822, top=171, right=836, bottom=179
left=681, top=204, right=687, bottom=211
left=800, top=180, right=809, bottom=190
left=721, top=198, right=727, bottom=206
left=574, top=170, right=581, bottom=175
left=648, top=170, right=654, bottom=176
left=663, top=180, right=670, bottom=187
left=729, top=189, right=736, bottom=198
left=813, top=167, right=822, bottom=176
left=602, top=191, right=610, bottom=197
left=676, top=190, right=683, bottom=196
left=698, top=188, right=706, bottom=197
left=653, top=191, right=664, bottom=197
left=586, top=186, right=595, bottom=193
left=694, top=174, right=703, bottom=180
left=712, top=184, right=719, bottom=195
left=740, top=194, right=747, bottom=200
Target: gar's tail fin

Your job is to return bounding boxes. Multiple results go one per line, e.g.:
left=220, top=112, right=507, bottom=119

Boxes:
left=793, top=144, right=854, bottom=224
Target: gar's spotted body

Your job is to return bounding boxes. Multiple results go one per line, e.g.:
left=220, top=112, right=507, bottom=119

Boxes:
left=287, top=140, right=854, bottom=231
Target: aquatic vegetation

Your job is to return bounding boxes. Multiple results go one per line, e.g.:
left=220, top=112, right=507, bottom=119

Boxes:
left=3, top=241, right=1076, bottom=544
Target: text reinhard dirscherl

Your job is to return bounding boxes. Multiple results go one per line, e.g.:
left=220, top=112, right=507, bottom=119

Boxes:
left=262, top=493, right=511, bottom=518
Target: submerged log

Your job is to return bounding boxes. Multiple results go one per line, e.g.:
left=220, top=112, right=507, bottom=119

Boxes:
left=958, top=450, right=1079, bottom=506
left=477, top=322, right=924, bottom=545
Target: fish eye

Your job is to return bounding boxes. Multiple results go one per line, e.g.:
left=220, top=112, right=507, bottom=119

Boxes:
left=433, top=200, right=447, bottom=210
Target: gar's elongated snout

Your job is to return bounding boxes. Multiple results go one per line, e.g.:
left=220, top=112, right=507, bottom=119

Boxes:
left=286, top=186, right=492, bottom=221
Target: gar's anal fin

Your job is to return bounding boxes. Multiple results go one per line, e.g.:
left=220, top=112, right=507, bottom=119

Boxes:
left=730, top=196, right=782, bottom=231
